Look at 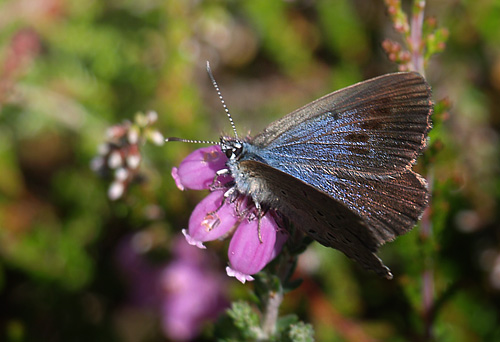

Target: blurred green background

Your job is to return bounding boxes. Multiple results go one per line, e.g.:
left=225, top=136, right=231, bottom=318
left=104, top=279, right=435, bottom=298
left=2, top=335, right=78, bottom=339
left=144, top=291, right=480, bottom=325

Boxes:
left=0, top=0, right=499, bottom=341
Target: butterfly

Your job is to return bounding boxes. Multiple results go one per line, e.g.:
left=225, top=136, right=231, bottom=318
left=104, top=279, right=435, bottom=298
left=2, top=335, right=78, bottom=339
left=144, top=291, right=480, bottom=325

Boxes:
left=172, top=64, right=432, bottom=279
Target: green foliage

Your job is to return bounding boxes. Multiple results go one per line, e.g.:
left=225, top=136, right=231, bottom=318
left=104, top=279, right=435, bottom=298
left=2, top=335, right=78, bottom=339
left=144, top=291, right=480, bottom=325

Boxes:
left=224, top=301, right=262, bottom=340
left=284, top=322, right=315, bottom=342
left=217, top=299, right=314, bottom=342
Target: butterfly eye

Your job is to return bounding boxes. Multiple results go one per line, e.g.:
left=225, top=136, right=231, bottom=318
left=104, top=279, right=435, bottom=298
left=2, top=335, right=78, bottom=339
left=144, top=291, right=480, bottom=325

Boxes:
left=225, top=146, right=243, bottom=159
left=234, top=146, right=243, bottom=157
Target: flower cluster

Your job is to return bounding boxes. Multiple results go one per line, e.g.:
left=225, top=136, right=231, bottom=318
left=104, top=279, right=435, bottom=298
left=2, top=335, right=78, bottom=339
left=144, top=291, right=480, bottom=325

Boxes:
left=160, top=237, right=228, bottom=340
left=382, top=0, right=448, bottom=72
left=91, top=111, right=165, bottom=200
left=0, top=29, right=41, bottom=104
left=116, top=234, right=227, bottom=341
left=382, top=39, right=411, bottom=68
left=172, top=145, right=288, bottom=283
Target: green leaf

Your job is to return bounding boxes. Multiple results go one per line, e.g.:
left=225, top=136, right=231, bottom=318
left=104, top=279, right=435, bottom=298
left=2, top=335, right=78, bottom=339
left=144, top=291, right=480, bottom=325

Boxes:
left=227, top=301, right=261, bottom=340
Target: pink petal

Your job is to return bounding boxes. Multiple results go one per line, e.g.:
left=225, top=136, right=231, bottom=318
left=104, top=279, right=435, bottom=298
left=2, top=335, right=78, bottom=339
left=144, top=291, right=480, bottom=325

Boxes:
left=186, top=191, right=239, bottom=247
left=171, top=167, right=184, bottom=191
left=182, top=229, right=206, bottom=249
left=160, top=256, right=228, bottom=341
left=271, top=228, right=289, bottom=259
left=174, top=145, right=230, bottom=190
left=225, top=266, right=254, bottom=284
left=227, top=212, right=279, bottom=281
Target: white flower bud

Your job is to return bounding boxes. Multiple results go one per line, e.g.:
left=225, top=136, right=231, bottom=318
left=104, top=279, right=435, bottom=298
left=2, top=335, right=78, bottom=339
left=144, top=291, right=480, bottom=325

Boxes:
left=146, top=110, right=158, bottom=123
left=108, top=181, right=125, bottom=200
left=108, top=151, right=123, bottom=169
left=115, top=168, right=129, bottom=181
left=127, top=154, right=141, bottom=169
left=149, top=130, right=165, bottom=146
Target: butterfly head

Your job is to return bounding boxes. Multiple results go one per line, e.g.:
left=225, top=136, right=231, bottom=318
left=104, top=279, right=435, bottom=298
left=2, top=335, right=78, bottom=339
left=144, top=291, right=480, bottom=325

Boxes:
left=220, top=137, right=244, bottom=160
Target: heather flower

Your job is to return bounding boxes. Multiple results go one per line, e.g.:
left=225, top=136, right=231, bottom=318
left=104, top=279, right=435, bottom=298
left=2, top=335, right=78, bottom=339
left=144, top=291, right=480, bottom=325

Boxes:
left=0, top=29, right=41, bottom=103
left=171, top=145, right=230, bottom=191
left=227, top=213, right=288, bottom=283
left=91, top=111, right=164, bottom=200
left=182, top=190, right=238, bottom=249
left=173, top=145, right=288, bottom=283
left=116, top=234, right=228, bottom=341
left=160, top=237, right=228, bottom=341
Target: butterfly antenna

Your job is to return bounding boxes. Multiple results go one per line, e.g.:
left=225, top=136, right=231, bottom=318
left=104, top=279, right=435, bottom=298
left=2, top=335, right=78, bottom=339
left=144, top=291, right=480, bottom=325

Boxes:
left=206, top=61, right=239, bottom=140
left=165, top=137, right=220, bottom=145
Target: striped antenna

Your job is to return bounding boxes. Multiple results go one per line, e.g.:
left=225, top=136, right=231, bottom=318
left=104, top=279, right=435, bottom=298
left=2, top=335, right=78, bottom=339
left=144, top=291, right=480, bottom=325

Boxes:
left=165, top=137, right=219, bottom=145
left=206, top=61, right=239, bottom=139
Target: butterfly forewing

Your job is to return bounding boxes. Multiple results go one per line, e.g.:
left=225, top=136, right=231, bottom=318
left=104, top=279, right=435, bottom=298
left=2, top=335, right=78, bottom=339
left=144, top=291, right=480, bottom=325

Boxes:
left=243, top=72, right=432, bottom=244
left=251, top=72, right=432, bottom=177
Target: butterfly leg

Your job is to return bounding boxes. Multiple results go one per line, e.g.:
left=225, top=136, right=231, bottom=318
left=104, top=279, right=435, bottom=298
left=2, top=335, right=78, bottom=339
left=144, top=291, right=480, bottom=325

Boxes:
left=253, top=200, right=265, bottom=243
left=222, top=184, right=266, bottom=243
left=206, top=195, right=227, bottom=216
left=204, top=186, right=239, bottom=215
left=204, top=186, right=236, bottom=219
left=233, top=194, right=265, bottom=244
left=209, top=168, right=231, bottom=190
left=223, top=186, right=238, bottom=201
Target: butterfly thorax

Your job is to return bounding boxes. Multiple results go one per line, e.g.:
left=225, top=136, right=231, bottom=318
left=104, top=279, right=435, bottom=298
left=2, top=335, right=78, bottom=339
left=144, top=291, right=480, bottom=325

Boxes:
left=220, top=137, right=276, bottom=206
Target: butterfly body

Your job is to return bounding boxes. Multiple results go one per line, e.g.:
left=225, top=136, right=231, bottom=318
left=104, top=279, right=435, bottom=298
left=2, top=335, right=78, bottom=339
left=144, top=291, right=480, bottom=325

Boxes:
left=220, top=71, right=432, bottom=279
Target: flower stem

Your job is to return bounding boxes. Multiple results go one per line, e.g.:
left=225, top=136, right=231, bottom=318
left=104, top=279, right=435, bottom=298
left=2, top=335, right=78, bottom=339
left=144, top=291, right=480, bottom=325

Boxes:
left=411, top=2, right=435, bottom=338
left=260, top=286, right=284, bottom=338
left=421, top=171, right=435, bottom=340
left=410, top=0, right=426, bottom=74
left=259, top=237, right=300, bottom=339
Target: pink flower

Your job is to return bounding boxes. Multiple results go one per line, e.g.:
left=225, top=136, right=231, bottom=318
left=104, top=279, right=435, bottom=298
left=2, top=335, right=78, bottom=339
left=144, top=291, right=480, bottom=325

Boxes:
left=160, top=238, right=228, bottom=341
left=173, top=145, right=288, bottom=283
left=171, top=145, right=230, bottom=191
left=227, top=213, right=288, bottom=283
left=116, top=234, right=228, bottom=341
left=182, top=190, right=238, bottom=249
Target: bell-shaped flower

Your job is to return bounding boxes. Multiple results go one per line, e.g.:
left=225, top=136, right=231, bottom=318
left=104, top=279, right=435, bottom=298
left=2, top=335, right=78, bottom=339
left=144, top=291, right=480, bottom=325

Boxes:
left=226, top=213, right=285, bottom=283
left=172, top=145, right=288, bottom=283
left=183, top=190, right=238, bottom=249
left=171, top=145, right=230, bottom=191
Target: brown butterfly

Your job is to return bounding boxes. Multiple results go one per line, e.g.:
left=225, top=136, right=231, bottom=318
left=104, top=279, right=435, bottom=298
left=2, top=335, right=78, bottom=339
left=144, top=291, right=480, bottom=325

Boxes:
left=171, top=69, right=433, bottom=279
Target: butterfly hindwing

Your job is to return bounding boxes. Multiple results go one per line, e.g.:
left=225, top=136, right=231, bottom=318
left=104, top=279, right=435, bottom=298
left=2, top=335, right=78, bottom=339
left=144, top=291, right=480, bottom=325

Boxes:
left=237, top=159, right=393, bottom=279
left=325, top=170, right=429, bottom=245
